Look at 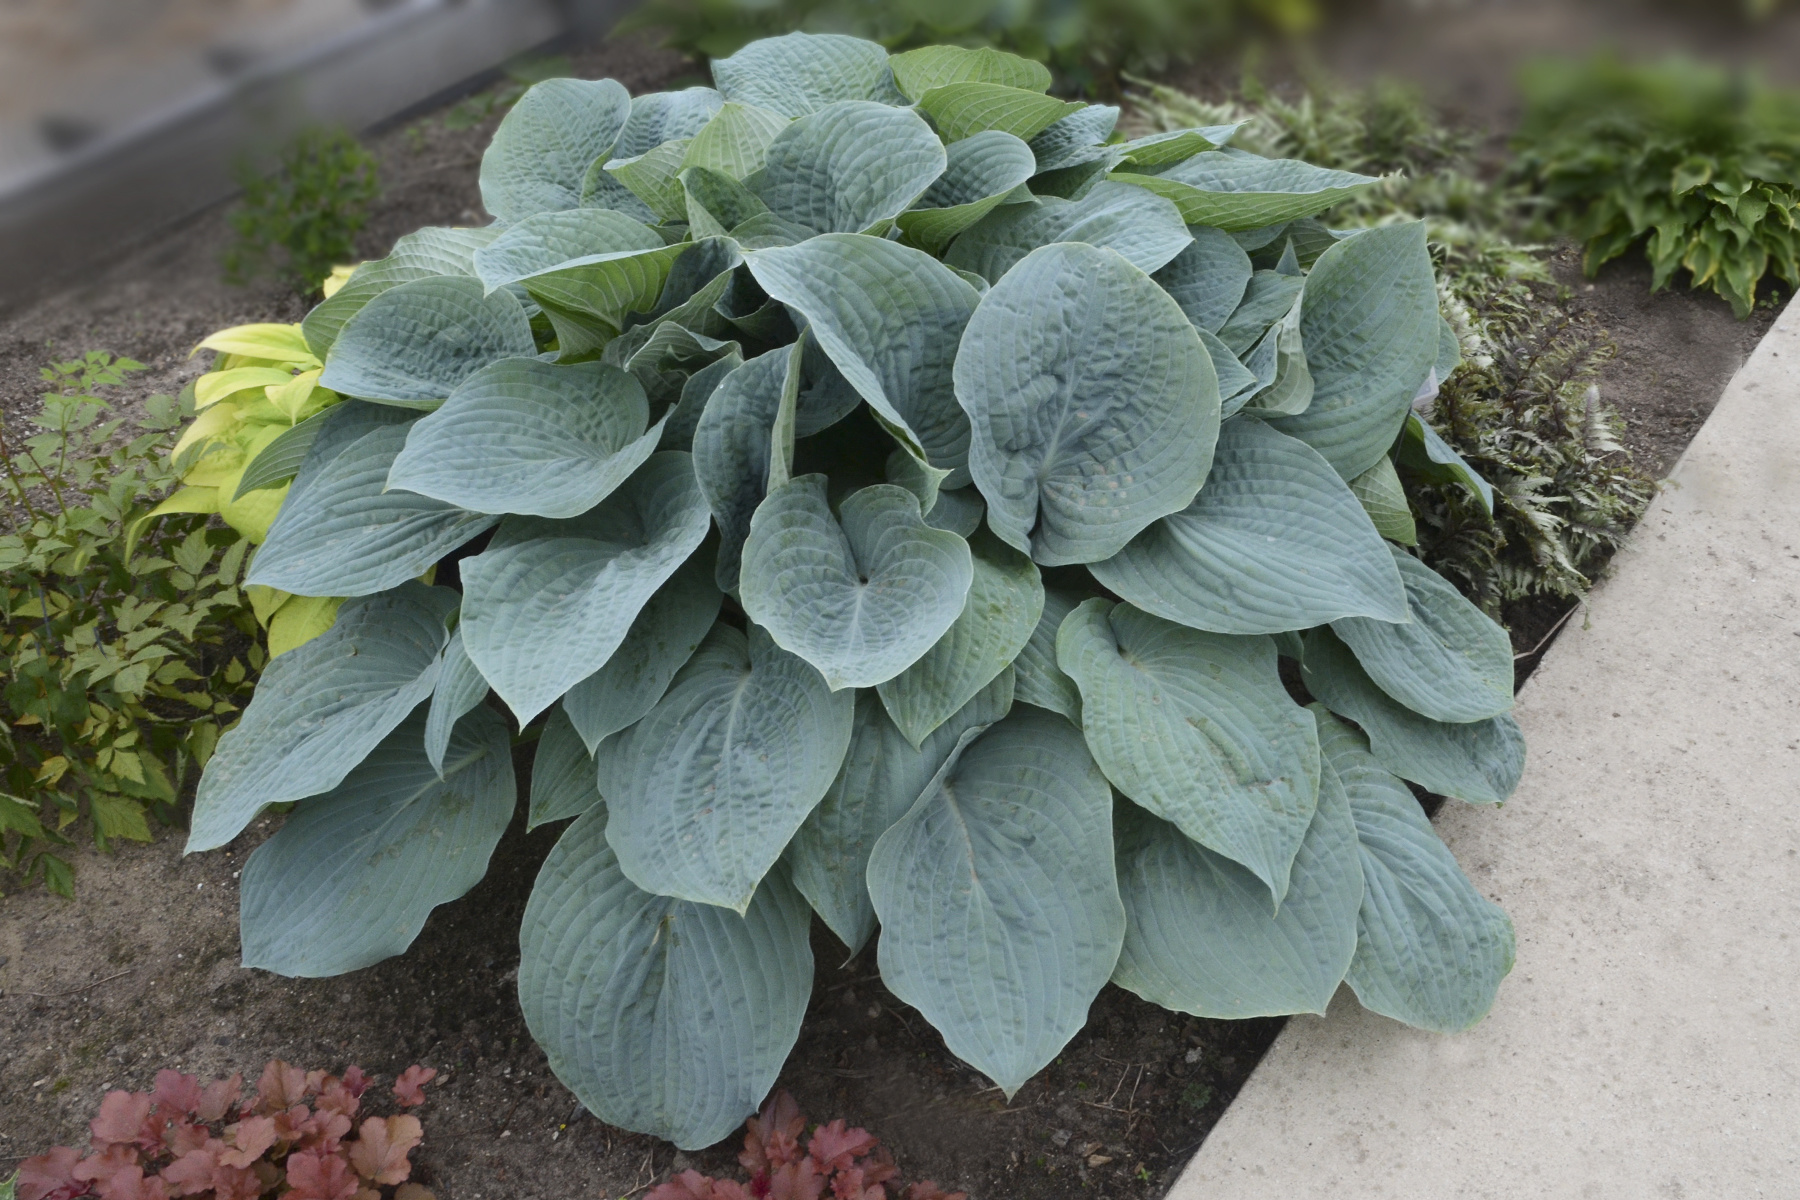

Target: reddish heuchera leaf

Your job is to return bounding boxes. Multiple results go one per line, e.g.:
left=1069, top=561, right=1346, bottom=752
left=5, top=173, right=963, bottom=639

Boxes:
left=392, top=1066, right=437, bottom=1107
left=767, top=1158, right=827, bottom=1200
left=347, top=1115, right=422, bottom=1185
left=159, top=1148, right=217, bottom=1197
left=163, top=1121, right=209, bottom=1158
left=283, top=1150, right=359, bottom=1200
left=16, top=1145, right=86, bottom=1200
left=90, top=1165, right=168, bottom=1200
left=741, top=1091, right=806, bottom=1177
left=208, top=1163, right=265, bottom=1200
left=299, top=1109, right=354, bottom=1155
left=314, top=1078, right=362, bottom=1120
left=218, top=1116, right=278, bottom=1168
left=827, top=1168, right=886, bottom=1200
left=647, top=1172, right=754, bottom=1200
left=73, top=1144, right=142, bottom=1190
left=256, top=1061, right=308, bottom=1112
left=340, top=1066, right=370, bottom=1098
left=90, top=1092, right=155, bottom=1152
left=806, top=1122, right=878, bottom=1174
left=196, top=1075, right=242, bottom=1124
left=150, top=1072, right=203, bottom=1119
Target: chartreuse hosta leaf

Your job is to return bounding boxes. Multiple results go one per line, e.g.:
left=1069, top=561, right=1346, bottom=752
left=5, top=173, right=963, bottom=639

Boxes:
left=1267, top=223, right=1440, bottom=481
left=1012, top=586, right=1085, bottom=720
left=918, top=82, right=1084, bottom=143
left=597, top=623, right=853, bottom=911
left=958, top=241, right=1220, bottom=567
left=1315, top=708, right=1515, bottom=1031
left=1301, top=628, right=1525, bottom=805
left=318, top=276, right=535, bottom=409
left=1091, top=416, right=1408, bottom=635
left=1111, top=752, right=1362, bottom=1018
left=519, top=805, right=814, bottom=1150
left=711, top=31, right=895, bottom=118
left=788, top=675, right=1013, bottom=954
left=867, top=707, right=1125, bottom=1097
left=303, top=225, right=497, bottom=358
left=739, top=476, right=974, bottom=691
left=423, top=627, right=489, bottom=777
left=897, top=131, right=1038, bottom=256
left=240, top=706, right=514, bottom=976
left=386, top=358, right=663, bottom=519
left=479, top=77, right=631, bottom=223
left=1152, top=226, right=1253, bottom=335
left=1059, top=600, right=1320, bottom=905
left=1111, top=153, right=1379, bottom=231
left=528, top=705, right=603, bottom=830
left=561, top=555, right=721, bottom=753
left=1332, top=545, right=1515, bottom=723
left=945, top=181, right=1192, bottom=285
left=877, top=530, right=1041, bottom=746
left=459, top=452, right=711, bottom=725
left=888, top=45, right=1052, bottom=99
left=188, top=583, right=456, bottom=852
left=748, top=234, right=981, bottom=474
left=752, top=102, right=946, bottom=237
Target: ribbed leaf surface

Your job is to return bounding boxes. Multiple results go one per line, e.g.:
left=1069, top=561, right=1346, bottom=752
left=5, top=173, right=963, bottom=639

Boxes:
left=479, top=77, right=632, bottom=223
left=318, top=277, right=535, bottom=409
left=423, top=627, right=489, bottom=776
left=712, top=32, right=895, bottom=117
left=528, top=705, right=603, bottom=830
left=1111, top=153, right=1378, bottom=230
left=945, top=181, right=1192, bottom=285
left=753, top=101, right=946, bottom=236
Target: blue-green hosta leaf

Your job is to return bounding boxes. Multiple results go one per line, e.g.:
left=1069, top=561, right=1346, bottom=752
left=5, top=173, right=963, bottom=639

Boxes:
left=1151, top=225, right=1253, bottom=335
left=597, top=623, right=854, bottom=910
left=613, top=88, right=727, bottom=158
left=711, top=32, right=896, bottom=118
left=883, top=445, right=954, bottom=516
left=682, top=166, right=771, bottom=239
left=1315, top=707, right=1515, bottom=1031
left=510, top=241, right=694, bottom=353
left=424, top=626, right=489, bottom=776
left=480, top=77, right=632, bottom=223
left=751, top=101, right=946, bottom=237
left=944, top=181, right=1192, bottom=285
left=1350, top=455, right=1418, bottom=545
left=581, top=162, right=661, bottom=224
left=1216, top=270, right=1305, bottom=357
left=1200, top=329, right=1260, bottom=417
left=684, top=101, right=791, bottom=179
left=888, top=45, right=1052, bottom=99
left=1117, top=124, right=1244, bottom=167
left=866, top=707, right=1125, bottom=1098
left=896, top=131, right=1038, bottom=256
left=246, top=422, right=498, bottom=598
left=239, top=705, right=513, bottom=975
left=1028, top=104, right=1120, bottom=173
left=459, top=452, right=712, bottom=725
left=318, top=277, right=535, bottom=410
left=605, top=140, right=693, bottom=224
left=692, top=344, right=801, bottom=592
left=1059, top=600, right=1320, bottom=904
left=1012, top=586, right=1084, bottom=720
left=1267, top=223, right=1439, bottom=481
left=923, top=485, right=984, bottom=537
left=1239, top=293, right=1312, bottom=417
left=1396, top=412, right=1494, bottom=514
left=280, top=400, right=412, bottom=506
left=1111, top=759, right=1362, bottom=1018
left=386, top=358, right=660, bottom=519
left=918, top=82, right=1083, bottom=143
left=233, top=406, right=329, bottom=498
left=188, top=583, right=457, bottom=851
left=1110, top=153, right=1379, bottom=231
left=303, top=226, right=498, bottom=358
left=1333, top=545, right=1514, bottom=723
left=561, top=554, right=721, bottom=753
left=1090, top=416, right=1408, bottom=634
left=788, top=675, right=1013, bottom=954
left=519, top=806, right=813, bottom=1149
left=877, top=531, right=1040, bottom=746
left=472, top=208, right=665, bottom=290
left=748, top=234, right=981, bottom=473
left=1301, top=629, right=1525, bottom=805
left=739, top=477, right=974, bottom=691
left=958, top=241, right=1219, bottom=567
left=661, top=351, right=743, bottom=450
left=528, top=704, right=602, bottom=830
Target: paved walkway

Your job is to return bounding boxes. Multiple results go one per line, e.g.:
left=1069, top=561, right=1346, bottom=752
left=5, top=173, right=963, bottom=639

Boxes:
left=1171, top=297, right=1800, bottom=1199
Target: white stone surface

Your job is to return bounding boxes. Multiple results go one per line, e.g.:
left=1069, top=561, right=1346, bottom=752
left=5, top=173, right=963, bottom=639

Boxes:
left=1170, top=295, right=1800, bottom=1200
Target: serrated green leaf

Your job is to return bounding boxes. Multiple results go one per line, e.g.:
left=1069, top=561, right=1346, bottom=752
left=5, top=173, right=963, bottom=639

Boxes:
left=528, top=705, right=602, bottom=829
left=597, top=623, right=853, bottom=910
left=711, top=31, right=896, bottom=118
left=751, top=101, right=946, bottom=237
left=303, top=226, right=499, bottom=358
left=1350, top=456, right=1418, bottom=545
left=318, top=276, right=535, bottom=410
left=889, top=45, right=1052, bottom=100
left=958, top=241, right=1219, bottom=567
left=423, top=626, right=488, bottom=777
left=480, top=77, right=632, bottom=224
left=1091, top=416, right=1408, bottom=634
left=896, top=130, right=1038, bottom=256
left=919, top=82, right=1083, bottom=143
left=1111, top=152, right=1379, bottom=231
left=945, top=181, right=1192, bottom=285
left=1152, top=225, right=1253, bottom=334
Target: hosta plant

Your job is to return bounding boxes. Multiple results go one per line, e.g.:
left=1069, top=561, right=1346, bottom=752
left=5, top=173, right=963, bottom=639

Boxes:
left=184, top=34, right=1523, bottom=1150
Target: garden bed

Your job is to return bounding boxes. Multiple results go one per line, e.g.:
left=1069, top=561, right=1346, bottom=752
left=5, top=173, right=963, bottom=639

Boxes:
left=0, top=10, right=1790, bottom=1200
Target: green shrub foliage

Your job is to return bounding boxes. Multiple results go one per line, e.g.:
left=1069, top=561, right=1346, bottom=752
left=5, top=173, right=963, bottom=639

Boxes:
left=189, top=35, right=1524, bottom=1149
left=226, top=126, right=381, bottom=294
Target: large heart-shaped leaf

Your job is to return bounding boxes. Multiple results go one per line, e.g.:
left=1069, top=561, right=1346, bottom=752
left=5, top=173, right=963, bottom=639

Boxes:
left=1012, top=586, right=1085, bottom=720
left=957, top=241, right=1220, bottom=566
left=613, top=88, right=727, bottom=159
left=561, top=555, right=721, bottom=753
left=1151, top=225, right=1253, bottom=335
left=1216, top=270, right=1305, bottom=357
left=1315, top=707, right=1515, bottom=1031
left=246, top=421, right=498, bottom=598
left=318, top=277, right=536, bottom=409
left=596, top=623, right=854, bottom=911
left=866, top=707, right=1124, bottom=1097
left=739, top=477, right=974, bottom=691
left=471, top=208, right=666, bottom=290
left=1059, top=600, right=1320, bottom=904
left=1267, top=223, right=1440, bottom=480
left=945, top=181, right=1192, bottom=285
left=888, top=45, right=1052, bottom=100
left=303, top=226, right=498, bottom=358
left=1110, top=153, right=1378, bottom=230
left=1111, top=755, right=1362, bottom=1018
left=788, top=674, right=1013, bottom=954
left=480, top=77, right=632, bottom=223
left=896, top=131, right=1038, bottom=256
left=748, top=235, right=981, bottom=476
left=423, top=626, right=489, bottom=776
left=684, top=101, right=791, bottom=179
left=528, top=705, right=603, bottom=830
left=711, top=32, right=896, bottom=117
left=1301, top=629, right=1526, bottom=805
left=752, top=101, right=947, bottom=236
left=918, top=82, right=1083, bottom=142
left=877, top=530, right=1040, bottom=746
left=605, top=140, right=693, bottom=223
left=692, top=342, right=806, bottom=593
left=1028, top=105, right=1120, bottom=173
left=458, top=452, right=712, bottom=725
left=1331, top=545, right=1515, bottom=723
left=519, top=806, right=814, bottom=1149
left=188, top=583, right=456, bottom=851
left=1090, top=416, right=1409, bottom=634
left=386, top=358, right=662, bottom=519
left=239, top=706, right=514, bottom=975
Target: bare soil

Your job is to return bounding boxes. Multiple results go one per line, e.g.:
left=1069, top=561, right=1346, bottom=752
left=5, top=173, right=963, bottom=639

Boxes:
left=1, top=4, right=1792, bottom=1198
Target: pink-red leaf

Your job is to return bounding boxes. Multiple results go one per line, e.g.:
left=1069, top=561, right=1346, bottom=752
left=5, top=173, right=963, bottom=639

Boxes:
left=218, top=1116, right=277, bottom=1168
left=150, top=1072, right=203, bottom=1119
left=340, top=1066, right=370, bottom=1098
left=806, top=1121, right=878, bottom=1174
left=16, top=1146, right=86, bottom=1200
left=255, top=1061, right=307, bottom=1113
left=283, top=1150, right=360, bottom=1200
left=196, top=1075, right=242, bottom=1124
left=391, top=1066, right=437, bottom=1108
left=89, top=1092, right=154, bottom=1152
left=346, top=1115, right=422, bottom=1185
left=741, top=1091, right=806, bottom=1176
